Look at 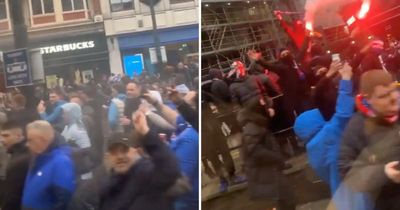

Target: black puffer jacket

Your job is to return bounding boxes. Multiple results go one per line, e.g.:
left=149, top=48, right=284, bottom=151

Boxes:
left=339, top=113, right=400, bottom=210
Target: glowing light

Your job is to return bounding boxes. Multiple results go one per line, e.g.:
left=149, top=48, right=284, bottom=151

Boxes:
left=368, top=35, right=373, bottom=40
left=351, top=41, right=356, bottom=45
left=327, top=50, right=331, bottom=54
left=227, top=2, right=231, bottom=5
left=305, top=21, right=313, bottom=31
left=357, top=0, right=371, bottom=19
left=263, top=2, right=266, bottom=4
left=246, top=1, right=250, bottom=3
left=347, top=16, right=356, bottom=26
left=205, top=4, right=209, bottom=7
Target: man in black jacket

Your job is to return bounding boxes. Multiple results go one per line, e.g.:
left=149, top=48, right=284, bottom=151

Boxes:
left=100, top=111, right=180, bottom=210
left=0, top=121, right=30, bottom=210
left=339, top=70, right=400, bottom=210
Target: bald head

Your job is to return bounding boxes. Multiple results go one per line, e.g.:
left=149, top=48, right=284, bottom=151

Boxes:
left=26, top=121, right=55, bottom=154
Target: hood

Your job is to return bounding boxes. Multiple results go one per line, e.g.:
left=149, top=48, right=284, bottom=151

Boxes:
left=61, top=103, right=84, bottom=127
left=294, top=109, right=326, bottom=144
left=116, top=93, right=126, bottom=101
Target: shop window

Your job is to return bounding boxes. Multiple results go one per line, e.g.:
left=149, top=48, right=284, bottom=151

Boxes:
left=170, top=0, right=193, bottom=4
left=62, top=0, right=85, bottom=12
left=110, top=0, right=134, bottom=12
left=0, top=0, right=6, bottom=20
left=31, top=0, right=54, bottom=15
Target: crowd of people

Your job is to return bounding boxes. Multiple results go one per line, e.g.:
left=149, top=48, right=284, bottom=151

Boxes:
left=203, top=25, right=400, bottom=209
left=0, top=60, right=199, bottom=210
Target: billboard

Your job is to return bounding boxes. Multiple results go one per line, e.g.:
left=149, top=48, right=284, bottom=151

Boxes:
left=123, top=54, right=144, bottom=79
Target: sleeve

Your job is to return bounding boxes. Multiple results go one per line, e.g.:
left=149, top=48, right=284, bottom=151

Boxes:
left=108, top=101, right=119, bottom=129
left=256, top=58, right=283, bottom=77
left=261, top=75, right=280, bottom=97
left=177, top=102, right=199, bottom=132
left=330, top=80, right=355, bottom=128
left=72, top=128, right=91, bottom=148
left=338, top=117, right=389, bottom=193
left=142, top=130, right=180, bottom=188
left=147, top=112, right=176, bottom=131
left=41, top=105, right=63, bottom=123
left=51, top=156, right=76, bottom=210
left=172, top=133, right=199, bottom=178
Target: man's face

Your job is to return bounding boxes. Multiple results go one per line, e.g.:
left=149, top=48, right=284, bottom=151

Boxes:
left=26, top=129, right=51, bottom=155
left=49, top=93, right=60, bottom=105
left=126, top=83, right=141, bottom=98
left=368, top=82, right=400, bottom=118
left=107, top=145, right=139, bottom=174
left=0, top=128, right=23, bottom=150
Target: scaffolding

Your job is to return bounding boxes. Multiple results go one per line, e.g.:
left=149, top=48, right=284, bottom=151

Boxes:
left=201, top=0, right=295, bottom=82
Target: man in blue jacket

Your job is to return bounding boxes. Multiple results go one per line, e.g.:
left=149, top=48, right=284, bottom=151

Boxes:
left=294, top=62, right=373, bottom=209
left=23, top=120, right=76, bottom=210
left=37, top=90, right=66, bottom=131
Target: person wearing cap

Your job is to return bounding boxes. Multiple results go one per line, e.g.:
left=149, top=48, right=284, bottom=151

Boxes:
left=0, top=121, right=30, bottom=210
left=339, top=70, right=400, bottom=210
left=100, top=111, right=180, bottom=210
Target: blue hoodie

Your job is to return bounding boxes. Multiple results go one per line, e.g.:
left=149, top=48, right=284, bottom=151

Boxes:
left=170, top=126, right=199, bottom=210
left=22, top=134, right=76, bottom=210
left=294, top=80, right=374, bottom=210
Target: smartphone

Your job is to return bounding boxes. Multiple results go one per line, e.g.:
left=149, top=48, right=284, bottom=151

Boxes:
left=332, top=54, right=341, bottom=62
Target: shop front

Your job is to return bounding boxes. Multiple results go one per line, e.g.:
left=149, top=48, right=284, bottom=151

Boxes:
left=117, top=24, right=198, bottom=76
left=33, top=32, right=109, bottom=87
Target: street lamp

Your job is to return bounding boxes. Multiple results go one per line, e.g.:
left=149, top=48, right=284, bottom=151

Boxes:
left=140, top=0, right=163, bottom=74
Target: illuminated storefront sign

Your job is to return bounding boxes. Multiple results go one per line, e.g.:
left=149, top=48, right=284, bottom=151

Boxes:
left=40, top=41, right=95, bottom=54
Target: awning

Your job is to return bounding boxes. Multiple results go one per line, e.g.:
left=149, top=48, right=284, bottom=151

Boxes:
left=118, top=24, right=199, bottom=50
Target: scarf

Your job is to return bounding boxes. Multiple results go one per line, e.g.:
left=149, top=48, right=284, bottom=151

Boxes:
left=355, top=94, right=399, bottom=123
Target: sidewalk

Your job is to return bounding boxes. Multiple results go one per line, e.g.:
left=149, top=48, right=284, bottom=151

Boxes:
left=202, top=134, right=331, bottom=210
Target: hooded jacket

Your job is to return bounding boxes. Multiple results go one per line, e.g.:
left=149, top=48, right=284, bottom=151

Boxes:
left=61, top=103, right=91, bottom=149
left=61, top=103, right=93, bottom=180
left=22, top=134, right=76, bottom=210
left=170, top=127, right=199, bottom=210
left=294, top=79, right=354, bottom=192
left=294, top=80, right=375, bottom=210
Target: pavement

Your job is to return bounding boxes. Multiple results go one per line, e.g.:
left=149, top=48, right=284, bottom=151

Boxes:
left=202, top=133, right=331, bottom=210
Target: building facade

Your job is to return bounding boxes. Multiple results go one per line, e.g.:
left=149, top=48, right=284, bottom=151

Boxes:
left=100, top=0, right=199, bottom=76
left=0, top=0, right=108, bottom=87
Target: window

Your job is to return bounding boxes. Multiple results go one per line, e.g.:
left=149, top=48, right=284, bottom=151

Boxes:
left=0, top=0, right=6, bottom=20
left=62, top=0, right=85, bottom=12
left=170, top=0, right=193, bottom=4
left=31, top=0, right=54, bottom=15
left=110, top=0, right=133, bottom=12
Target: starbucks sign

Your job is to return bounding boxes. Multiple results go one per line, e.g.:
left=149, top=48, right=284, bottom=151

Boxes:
left=40, top=41, right=96, bottom=55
